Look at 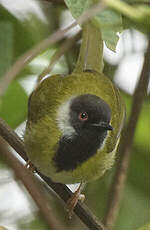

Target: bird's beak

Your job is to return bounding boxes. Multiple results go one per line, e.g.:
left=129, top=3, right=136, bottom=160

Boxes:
left=91, top=122, right=113, bottom=131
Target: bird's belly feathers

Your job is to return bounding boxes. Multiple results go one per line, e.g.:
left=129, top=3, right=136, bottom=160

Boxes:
left=48, top=147, right=117, bottom=184
left=25, top=128, right=118, bottom=184
left=51, top=137, right=119, bottom=184
left=25, top=114, right=120, bottom=185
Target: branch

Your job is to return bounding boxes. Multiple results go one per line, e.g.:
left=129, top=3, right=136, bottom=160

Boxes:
left=44, top=0, right=150, bottom=6
left=0, top=118, right=106, bottom=230
left=0, top=1, right=105, bottom=96
left=0, top=138, right=65, bottom=230
left=44, top=0, right=65, bottom=4
left=104, top=38, right=150, bottom=229
left=37, top=31, right=81, bottom=83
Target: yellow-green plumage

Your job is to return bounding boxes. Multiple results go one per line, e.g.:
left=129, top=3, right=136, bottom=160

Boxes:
left=24, top=71, right=125, bottom=184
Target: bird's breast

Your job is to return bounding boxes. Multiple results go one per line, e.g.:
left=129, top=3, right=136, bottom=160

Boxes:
left=53, top=130, right=107, bottom=172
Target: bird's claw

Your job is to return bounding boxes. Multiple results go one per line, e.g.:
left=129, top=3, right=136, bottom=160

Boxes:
left=25, top=160, right=37, bottom=173
left=66, top=184, right=85, bottom=219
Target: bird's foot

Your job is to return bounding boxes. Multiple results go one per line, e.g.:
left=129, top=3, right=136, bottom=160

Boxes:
left=25, top=160, right=37, bottom=173
left=66, top=183, right=85, bottom=219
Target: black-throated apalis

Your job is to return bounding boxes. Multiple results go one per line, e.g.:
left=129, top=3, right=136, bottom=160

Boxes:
left=24, top=20, right=125, bottom=217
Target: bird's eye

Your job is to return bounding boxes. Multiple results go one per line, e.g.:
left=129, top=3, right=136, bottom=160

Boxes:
left=79, top=112, right=88, bottom=121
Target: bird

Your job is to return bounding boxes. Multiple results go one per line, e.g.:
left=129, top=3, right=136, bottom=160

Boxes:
left=24, top=21, right=125, bottom=217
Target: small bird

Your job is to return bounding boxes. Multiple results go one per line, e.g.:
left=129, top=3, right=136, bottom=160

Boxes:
left=24, top=21, right=125, bottom=217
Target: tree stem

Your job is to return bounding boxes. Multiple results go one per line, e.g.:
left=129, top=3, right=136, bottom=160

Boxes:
left=74, top=21, right=103, bottom=73
left=104, top=37, right=150, bottom=230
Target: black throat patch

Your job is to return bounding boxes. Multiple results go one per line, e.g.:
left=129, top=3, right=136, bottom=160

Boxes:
left=53, top=93, right=111, bottom=172
left=53, top=129, right=107, bottom=172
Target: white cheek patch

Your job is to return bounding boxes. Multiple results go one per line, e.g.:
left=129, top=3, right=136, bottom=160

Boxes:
left=56, top=97, right=76, bottom=138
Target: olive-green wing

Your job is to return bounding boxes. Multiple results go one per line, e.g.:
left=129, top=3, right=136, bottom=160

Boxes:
left=27, top=75, right=63, bottom=124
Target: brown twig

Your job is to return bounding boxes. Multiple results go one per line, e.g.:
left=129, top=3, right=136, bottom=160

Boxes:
left=130, top=1, right=150, bottom=5
left=104, top=38, right=150, bottom=229
left=0, top=119, right=27, bottom=161
left=0, top=137, right=65, bottom=230
left=0, top=118, right=106, bottom=230
left=44, top=0, right=65, bottom=4
left=37, top=31, right=81, bottom=83
left=44, top=0, right=150, bottom=6
left=0, top=1, right=105, bottom=96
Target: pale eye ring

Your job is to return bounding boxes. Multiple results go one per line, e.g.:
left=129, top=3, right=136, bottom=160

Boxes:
left=79, top=112, right=88, bottom=121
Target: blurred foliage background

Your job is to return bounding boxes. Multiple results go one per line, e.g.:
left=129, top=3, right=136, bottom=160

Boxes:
left=0, top=0, right=150, bottom=230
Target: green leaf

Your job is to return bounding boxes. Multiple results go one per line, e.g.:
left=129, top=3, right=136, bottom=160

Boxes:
left=0, top=21, right=13, bottom=78
left=64, top=0, right=93, bottom=18
left=94, top=9, right=122, bottom=51
left=137, top=223, right=150, bottom=230
left=64, top=0, right=123, bottom=51
left=0, top=81, right=28, bottom=128
left=104, top=0, right=150, bottom=34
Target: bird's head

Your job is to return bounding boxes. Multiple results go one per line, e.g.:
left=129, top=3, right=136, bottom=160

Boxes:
left=57, top=94, right=113, bottom=138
